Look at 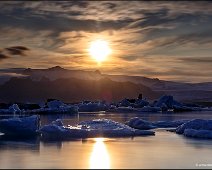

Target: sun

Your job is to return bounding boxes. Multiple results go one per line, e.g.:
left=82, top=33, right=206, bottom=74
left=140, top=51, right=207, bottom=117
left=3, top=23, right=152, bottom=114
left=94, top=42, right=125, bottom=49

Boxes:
left=89, top=39, right=111, bottom=63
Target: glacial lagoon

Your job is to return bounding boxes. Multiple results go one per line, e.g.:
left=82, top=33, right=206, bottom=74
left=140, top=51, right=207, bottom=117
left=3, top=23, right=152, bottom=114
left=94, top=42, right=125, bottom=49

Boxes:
left=0, top=111, right=212, bottom=169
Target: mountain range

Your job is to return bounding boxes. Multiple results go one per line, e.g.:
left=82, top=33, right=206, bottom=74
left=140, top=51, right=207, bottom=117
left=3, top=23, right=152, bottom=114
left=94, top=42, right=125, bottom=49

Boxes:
left=0, top=66, right=211, bottom=103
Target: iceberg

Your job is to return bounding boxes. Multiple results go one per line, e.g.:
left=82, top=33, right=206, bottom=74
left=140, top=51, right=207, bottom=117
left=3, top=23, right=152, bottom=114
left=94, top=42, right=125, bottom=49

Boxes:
left=154, top=95, right=183, bottom=109
left=27, top=100, right=78, bottom=114
left=176, top=119, right=212, bottom=134
left=47, top=100, right=66, bottom=109
left=8, top=104, right=21, bottom=114
left=78, top=102, right=109, bottom=112
left=152, top=120, right=189, bottom=128
left=183, top=129, right=212, bottom=139
left=119, top=98, right=149, bottom=108
left=126, top=117, right=188, bottom=130
left=173, top=105, right=202, bottom=112
left=0, top=104, right=22, bottom=114
left=138, top=106, right=162, bottom=112
left=134, top=99, right=149, bottom=108
left=126, top=117, right=156, bottom=130
left=107, top=106, right=139, bottom=113
left=39, top=118, right=155, bottom=140
left=153, top=95, right=205, bottom=112
left=176, top=119, right=212, bottom=139
left=0, top=115, right=40, bottom=137
left=119, top=98, right=131, bottom=107
left=28, top=106, right=78, bottom=114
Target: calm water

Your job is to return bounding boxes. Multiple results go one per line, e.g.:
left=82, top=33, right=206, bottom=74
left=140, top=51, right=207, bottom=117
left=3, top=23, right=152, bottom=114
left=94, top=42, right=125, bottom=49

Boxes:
left=0, top=111, right=212, bottom=169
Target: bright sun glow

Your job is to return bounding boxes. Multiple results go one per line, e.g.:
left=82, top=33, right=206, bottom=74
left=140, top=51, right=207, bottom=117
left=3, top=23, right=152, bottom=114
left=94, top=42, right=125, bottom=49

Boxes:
left=89, top=39, right=111, bottom=63
left=89, top=138, right=110, bottom=169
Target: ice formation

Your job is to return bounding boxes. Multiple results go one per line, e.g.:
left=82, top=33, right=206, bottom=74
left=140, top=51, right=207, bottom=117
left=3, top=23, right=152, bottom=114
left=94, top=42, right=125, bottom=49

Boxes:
left=0, top=115, right=40, bottom=136
left=39, top=118, right=155, bottom=140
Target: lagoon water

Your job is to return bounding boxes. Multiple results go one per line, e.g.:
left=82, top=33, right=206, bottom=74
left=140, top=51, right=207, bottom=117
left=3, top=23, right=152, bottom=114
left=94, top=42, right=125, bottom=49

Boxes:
left=0, top=111, right=212, bottom=169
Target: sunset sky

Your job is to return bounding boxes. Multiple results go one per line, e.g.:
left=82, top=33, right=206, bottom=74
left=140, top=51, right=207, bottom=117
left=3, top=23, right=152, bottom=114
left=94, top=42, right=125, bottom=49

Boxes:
left=0, top=1, right=212, bottom=82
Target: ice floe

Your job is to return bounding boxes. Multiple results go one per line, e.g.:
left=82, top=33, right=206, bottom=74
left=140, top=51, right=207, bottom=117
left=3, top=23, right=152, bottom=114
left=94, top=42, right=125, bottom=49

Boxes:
left=27, top=100, right=78, bottom=114
left=126, top=117, right=156, bottom=130
left=0, top=115, right=40, bottom=136
left=138, top=106, right=162, bottom=112
left=78, top=102, right=109, bottom=112
left=183, top=129, right=212, bottom=139
left=108, top=106, right=139, bottom=113
left=176, top=119, right=212, bottom=139
left=126, top=117, right=188, bottom=129
left=39, top=118, right=155, bottom=140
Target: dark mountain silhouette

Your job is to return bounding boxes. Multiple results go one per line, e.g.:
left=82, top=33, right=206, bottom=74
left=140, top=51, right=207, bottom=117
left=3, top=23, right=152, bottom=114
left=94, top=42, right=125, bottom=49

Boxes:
left=0, top=66, right=211, bottom=102
left=0, top=76, right=161, bottom=103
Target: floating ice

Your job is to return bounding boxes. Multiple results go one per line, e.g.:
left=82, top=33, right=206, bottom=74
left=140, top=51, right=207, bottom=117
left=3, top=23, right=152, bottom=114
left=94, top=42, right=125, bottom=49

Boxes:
left=0, top=104, right=22, bottom=114
left=8, top=104, right=21, bottom=113
left=26, top=100, right=78, bottom=114
left=176, top=119, right=212, bottom=139
left=153, top=120, right=189, bottom=128
left=183, top=129, right=212, bottom=139
left=78, top=102, right=109, bottom=112
left=126, top=117, right=156, bottom=130
left=47, top=100, right=66, bottom=109
left=154, top=95, right=183, bottom=109
left=139, top=106, right=161, bottom=112
left=108, top=106, right=139, bottom=113
left=126, top=117, right=188, bottom=130
left=39, top=118, right=155, bottom=140
left=0, top=115, right=40, bottom=136
left=119, top=98, right=149, bottom=108
left=176, top=119, right=212, bottom=134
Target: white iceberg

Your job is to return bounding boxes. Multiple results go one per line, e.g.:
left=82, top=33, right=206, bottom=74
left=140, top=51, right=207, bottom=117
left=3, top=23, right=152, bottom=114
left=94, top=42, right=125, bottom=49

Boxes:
left=154, top=95, right=183, bottom=109
left=78, top=102, right=109, bottom=112
left=176, top=119, right=212, bottom=134
left=8, top=104, right=21, bottom=114
left=39, top=118, right=155, bottom=140
left=126, top=117, right=188, bottom=130
left=173, top=105, right=202, bottom=112
left=0, top=104, right=22, bottom=114
left=138, top=106, right=161, bottom=112
left=27, top=100, right=78, bottom=114
left=0, top=115, right=40, bottom=136
left=154, top=95, right=205, bottom=112
left=119, top=98, right=131, bottom=107
left=134, top=99, right=149, bottom=108
left=119, top=98, right=149, bottom=108
left=28, top=106, right=78, bottom=114
left=183, top=129, right=212, bottom=139
left=47, top=100, right=66, bottom=109
left=107, top=106, right=139, bottom=113
left=176, top=119, right=212, bottom=139
left=126, top=117, right=156, bottom=130
left=152, top=120, right=189, bottom=128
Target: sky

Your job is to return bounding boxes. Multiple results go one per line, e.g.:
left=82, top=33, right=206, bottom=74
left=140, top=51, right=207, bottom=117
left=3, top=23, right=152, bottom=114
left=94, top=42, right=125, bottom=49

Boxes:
left=0, top=1, right=212, bottom=83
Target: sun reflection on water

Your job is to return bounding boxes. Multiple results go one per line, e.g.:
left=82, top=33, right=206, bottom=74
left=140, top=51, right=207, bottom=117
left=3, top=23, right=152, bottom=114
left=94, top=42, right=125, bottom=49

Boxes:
left=89, top=138, right=110, bottom=169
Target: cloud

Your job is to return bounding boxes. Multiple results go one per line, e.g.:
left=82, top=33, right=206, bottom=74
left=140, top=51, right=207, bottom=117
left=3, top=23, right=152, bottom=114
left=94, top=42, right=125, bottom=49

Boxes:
left=0, top=1, right=212, bottom=82
left=5, top=46, right=29, bottom=56
left=0, top=53, right=10, bottom=60
left=0, top=46, right=30, bottom=62
left=178, top=57, right=212, bottom=63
